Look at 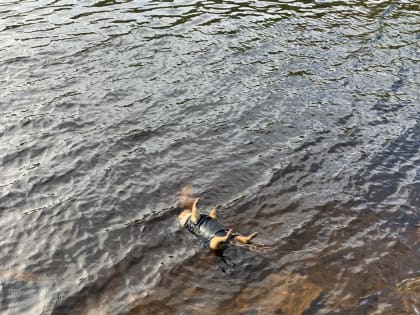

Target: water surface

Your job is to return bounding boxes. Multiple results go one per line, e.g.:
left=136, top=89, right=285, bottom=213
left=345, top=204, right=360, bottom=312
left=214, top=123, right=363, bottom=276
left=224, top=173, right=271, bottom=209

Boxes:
left=0, top=0, right=419, bottom=314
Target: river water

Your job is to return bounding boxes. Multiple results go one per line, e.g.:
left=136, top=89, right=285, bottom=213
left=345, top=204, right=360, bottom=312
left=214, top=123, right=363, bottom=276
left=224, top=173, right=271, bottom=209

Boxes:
left=1, top=0, right=419, bottom=314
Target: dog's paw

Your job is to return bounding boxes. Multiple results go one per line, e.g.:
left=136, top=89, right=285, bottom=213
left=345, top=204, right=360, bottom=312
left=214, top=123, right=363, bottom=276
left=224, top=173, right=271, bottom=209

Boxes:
left=226, top=229, right=233, bottom=238
left=247, top=232, right=258, bottom=242
left=193, top=197, right=200, bottom=206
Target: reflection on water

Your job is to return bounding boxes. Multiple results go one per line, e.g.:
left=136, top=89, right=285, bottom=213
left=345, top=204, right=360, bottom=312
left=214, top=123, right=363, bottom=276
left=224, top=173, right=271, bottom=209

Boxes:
left=0, top=0, right=419, bottom=314
left=218, top=272, right=323, bottom=315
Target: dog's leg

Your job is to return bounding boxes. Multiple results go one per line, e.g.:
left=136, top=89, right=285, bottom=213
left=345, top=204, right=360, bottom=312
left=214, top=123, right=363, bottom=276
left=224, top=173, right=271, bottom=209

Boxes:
left=234, top=232, right=258, bottom=244
left=191, top=197, right=200, bottom=224
left=209, top=229, right=232, bottom=250
left=209, top=204, right=220, bottom=219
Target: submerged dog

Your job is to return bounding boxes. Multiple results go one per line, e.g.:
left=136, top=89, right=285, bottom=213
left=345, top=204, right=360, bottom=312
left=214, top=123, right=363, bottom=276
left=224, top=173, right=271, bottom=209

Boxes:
left=177, top=185, right=257, bottom=250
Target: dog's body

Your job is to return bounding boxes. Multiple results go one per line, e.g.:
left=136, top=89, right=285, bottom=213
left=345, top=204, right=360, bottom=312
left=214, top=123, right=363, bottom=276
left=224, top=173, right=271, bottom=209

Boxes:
left=178, top=185, right=257, bottom=250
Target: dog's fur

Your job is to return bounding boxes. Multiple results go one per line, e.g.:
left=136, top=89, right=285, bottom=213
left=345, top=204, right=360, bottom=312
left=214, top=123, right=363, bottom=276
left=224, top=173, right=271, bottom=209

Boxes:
left=177, top=185, right=257, bottom=250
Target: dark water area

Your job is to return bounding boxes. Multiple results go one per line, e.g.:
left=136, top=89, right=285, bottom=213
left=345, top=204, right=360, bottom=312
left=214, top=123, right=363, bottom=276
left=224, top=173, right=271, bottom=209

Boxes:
left=1, top=0, right=419, bottom=314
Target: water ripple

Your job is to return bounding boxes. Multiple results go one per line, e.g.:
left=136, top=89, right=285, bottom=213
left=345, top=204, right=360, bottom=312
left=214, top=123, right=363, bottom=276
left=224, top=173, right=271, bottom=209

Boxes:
left=0, top=0, right=419, bottom=314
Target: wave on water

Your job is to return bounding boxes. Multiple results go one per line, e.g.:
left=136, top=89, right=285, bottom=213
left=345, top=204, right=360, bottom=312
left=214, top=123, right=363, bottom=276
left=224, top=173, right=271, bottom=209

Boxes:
left=0, top=0, right=419, bottom=314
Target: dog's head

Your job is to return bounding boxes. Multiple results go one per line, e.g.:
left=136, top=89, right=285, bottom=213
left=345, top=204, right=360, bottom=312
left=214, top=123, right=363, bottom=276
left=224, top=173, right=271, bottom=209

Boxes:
left=179, top=184, right=194, bottom=209
left=178, top=184, right=194, bottom=226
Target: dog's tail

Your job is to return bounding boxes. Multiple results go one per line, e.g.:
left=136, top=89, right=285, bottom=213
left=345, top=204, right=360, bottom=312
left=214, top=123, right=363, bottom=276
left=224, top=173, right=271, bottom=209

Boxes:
left=179, top=184, right=195, bottom=210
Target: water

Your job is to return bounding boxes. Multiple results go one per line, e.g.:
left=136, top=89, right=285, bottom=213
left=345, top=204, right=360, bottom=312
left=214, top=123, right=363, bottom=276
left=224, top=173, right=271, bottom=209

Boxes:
left=0, top=0, right=419, bottom=314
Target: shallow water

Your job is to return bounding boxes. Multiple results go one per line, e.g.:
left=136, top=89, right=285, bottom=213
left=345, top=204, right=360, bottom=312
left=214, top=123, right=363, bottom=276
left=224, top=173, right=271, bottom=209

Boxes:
left=1, top=0, right=419, bottom=314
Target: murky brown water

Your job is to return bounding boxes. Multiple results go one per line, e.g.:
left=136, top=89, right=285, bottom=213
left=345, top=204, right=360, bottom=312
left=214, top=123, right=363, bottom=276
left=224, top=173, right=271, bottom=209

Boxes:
left=1, top=0, right=419, bottom=314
